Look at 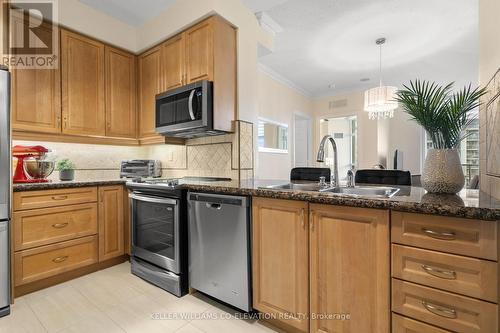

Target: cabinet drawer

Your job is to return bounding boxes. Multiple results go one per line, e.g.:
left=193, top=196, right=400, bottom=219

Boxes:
left=392, top=279, right=498, bottom=333
left=13, top=203, right=98, bottom=251
left=392, top=314, right=452, bottom=333
left=14, top=235, right=98, bottom=286
left=392, top=244, right=498, bottom=302
left=391, top=212, right=497, bottom=260
left=14, top=187, right=98, bottom=211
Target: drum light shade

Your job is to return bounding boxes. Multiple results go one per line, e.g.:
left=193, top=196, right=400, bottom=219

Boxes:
left=364, top=85, right=398, bottom=119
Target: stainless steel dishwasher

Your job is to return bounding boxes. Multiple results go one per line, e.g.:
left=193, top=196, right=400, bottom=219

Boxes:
left=188, top=192, right=251, bottom=312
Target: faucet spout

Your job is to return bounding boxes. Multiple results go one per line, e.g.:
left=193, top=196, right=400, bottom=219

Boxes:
left=316, top=135, right=339, bottom=187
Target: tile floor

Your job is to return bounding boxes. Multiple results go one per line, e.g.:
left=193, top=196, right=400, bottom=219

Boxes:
left=0, top=262, right=283, bottom=333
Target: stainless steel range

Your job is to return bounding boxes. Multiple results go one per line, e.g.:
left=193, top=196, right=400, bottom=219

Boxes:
left=126, top=177, right=230, bottom=297
left=127, top=179, right=188, bottom=297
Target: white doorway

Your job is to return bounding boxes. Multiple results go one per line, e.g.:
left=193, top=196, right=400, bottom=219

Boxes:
left=318, top=116, right=357, bottom=180
left=294, top=114, right=312, bottom=167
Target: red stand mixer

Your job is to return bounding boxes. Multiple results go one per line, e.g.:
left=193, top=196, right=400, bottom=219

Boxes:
left=12, top=145, right=53, bottom=183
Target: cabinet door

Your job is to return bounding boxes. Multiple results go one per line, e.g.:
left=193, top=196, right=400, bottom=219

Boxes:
left=105, top=47, right=136, bottom=138
left=160, top=34, right=185, bottom=91
left=309, top=205, right=390, bottom=333
left=185, top=19, right=213, bottom=83
left=98, top=186, right=124, bottom=261
left=138, top=46, right=161, bottom=138
left=10, top=16, right=61, bottom=133
left=252, top=197, right=309, bottom=333
left=61, top=29, right=105, bottom=136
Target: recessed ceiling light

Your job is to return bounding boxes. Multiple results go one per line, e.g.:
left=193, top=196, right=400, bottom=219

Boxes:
left=360, top=78, right=370, bottom=82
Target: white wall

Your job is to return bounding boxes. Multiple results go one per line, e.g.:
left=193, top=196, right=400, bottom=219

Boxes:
left=380, top=110, right=423, bottom=174
left=313, top=92, right=379, bottom=170
left=256, top=68, right=314, bottom=180
left=56, top=0, right=138, bottom=51
left=313, top=91, right=423, bottom=176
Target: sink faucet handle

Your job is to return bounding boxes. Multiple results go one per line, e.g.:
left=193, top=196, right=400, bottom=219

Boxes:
left=346, top=167, right=355, bottom=188
left=318, top=176, right=327, bottom=187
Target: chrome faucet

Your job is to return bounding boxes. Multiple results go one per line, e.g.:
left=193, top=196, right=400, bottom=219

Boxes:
left=316, top=135, right=339, bottom=187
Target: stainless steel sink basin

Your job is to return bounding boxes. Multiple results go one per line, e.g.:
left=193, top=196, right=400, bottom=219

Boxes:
left=321, top=186, right=400, bottom=198
left=260, top=183, right=400, bottom=198
left=260, top=183, right=327, bottom=191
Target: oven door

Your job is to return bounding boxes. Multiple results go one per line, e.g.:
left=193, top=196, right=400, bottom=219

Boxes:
left=130, top=193, right=180, bottom=274
left=155, top=80, right=211, bottom=134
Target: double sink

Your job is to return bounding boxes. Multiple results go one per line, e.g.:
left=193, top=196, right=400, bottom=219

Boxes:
left=260, top=183, right=400, bottom=198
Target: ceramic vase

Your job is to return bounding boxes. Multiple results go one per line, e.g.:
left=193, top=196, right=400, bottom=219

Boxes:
left=422, top=149, right=464, bottom=194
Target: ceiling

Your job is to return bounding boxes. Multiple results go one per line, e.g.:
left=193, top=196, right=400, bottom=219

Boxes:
left=77, top=0, right=479, bottom=98
left=78, top=0, right=176, bottom=26
left=244, top=0, right=479, bottom=97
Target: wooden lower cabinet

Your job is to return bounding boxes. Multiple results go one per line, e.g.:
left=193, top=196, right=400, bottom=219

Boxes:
left=252, top=198, right=309, bottom=332
left=12, top=186, right=127, bottom=293
left=392, top=314, right=452, bottom=333
left=98, top=186, right=124, bottom=261
left=252, top=199, right=390, bottom=333
left=310, top=204, right=390, bottom=333
left=13, top=203, right=98, bottom=251
left=14, top=235, right=98, bottom=286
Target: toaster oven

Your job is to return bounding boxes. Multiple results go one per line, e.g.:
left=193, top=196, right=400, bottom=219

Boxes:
left=120, top=160, right=161, bottom=179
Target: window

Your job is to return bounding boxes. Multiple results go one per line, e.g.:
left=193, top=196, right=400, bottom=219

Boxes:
left=257, top=118, right=289, bottom=153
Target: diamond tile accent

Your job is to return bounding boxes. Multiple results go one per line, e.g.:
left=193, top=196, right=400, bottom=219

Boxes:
left=239, top=121, right=254, bottom=170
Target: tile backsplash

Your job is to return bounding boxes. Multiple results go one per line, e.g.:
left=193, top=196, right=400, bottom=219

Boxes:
left=480, top=68, right=500, bottom=199
left=13, top=121, right=254, bottom=181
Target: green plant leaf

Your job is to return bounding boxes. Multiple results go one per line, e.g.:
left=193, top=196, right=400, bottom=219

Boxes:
left=394, top=80, right=487, bottom=149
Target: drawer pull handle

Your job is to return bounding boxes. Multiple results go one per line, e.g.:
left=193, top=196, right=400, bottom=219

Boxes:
left=51, top=195, right=68, bottom=201
left=422, top=228, right=456, bottom=240
left=422, top=300, right=457, bottom=319
left=421, top=265, right=457, bottom=280
left=52, top=256, right=68, bottom=263
left=52, top=223, right=69, bottom=229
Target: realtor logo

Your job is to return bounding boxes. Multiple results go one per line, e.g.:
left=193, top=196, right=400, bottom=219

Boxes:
left=3, top=0, right=59, bottom=69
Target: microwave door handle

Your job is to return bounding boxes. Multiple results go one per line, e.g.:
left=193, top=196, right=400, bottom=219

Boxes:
left=188, top=89, right=196, bottom=120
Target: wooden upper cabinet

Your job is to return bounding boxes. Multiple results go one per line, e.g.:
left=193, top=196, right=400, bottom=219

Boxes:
left=252, top=198, right=309, bottom=333
left=138, top=46, right=161, bottom=138
left=10, top=15, right=61, bottom=134
left=185, top=19, right=214, bottom=83
left=61, top=29, right=105, bottom=136
left=160, top=34, right=185, bottom=91
left=309, top=205, right=390, bottom=333
left=98, top=186, right=124, bottom=261
left=105, top=47, right=136, bottom=138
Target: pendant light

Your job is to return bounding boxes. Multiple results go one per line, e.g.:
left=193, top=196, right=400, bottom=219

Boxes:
left=364, top=37, right=398, bottom=120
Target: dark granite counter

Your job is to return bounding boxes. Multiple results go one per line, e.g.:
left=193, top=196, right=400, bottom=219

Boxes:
left=181, top=179, right=500, bottom=221
left=13, top=179, right=127, bottom=191
left=12, top=178, right=500, bottom=221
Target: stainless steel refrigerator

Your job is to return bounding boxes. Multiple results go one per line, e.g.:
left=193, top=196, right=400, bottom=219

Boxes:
left=0, top=65, right=11, bottom=317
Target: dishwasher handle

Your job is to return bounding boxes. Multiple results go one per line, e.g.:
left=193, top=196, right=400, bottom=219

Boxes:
left=206, top=203, right=222, bottom=210
left=189, top=193, right=248, bottom=207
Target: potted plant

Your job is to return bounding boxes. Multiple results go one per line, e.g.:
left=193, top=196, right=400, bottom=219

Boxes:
left=395, top=80, right=487, bottom=194
left=56, top=159, right=76, bottom=181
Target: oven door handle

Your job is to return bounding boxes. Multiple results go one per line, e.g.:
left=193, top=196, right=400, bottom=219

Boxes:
left=129, top=193, right=178, bottom=205
left=188, top=89, right=196, bottom=120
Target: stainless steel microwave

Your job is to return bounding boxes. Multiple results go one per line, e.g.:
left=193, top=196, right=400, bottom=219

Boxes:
left=155, top=80, right=218, bottom=138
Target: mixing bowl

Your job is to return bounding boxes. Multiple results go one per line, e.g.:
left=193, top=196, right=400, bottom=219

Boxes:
left=23, top=159, right=55, bottom=180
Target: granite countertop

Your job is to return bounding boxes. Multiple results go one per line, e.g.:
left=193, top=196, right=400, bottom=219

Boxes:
left=12, top=178, right=500, bottom=221
left=12, top=178, right=127, bottom=191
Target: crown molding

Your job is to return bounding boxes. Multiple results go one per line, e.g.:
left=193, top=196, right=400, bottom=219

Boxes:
left=258, top=63, right=312, bottom=98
